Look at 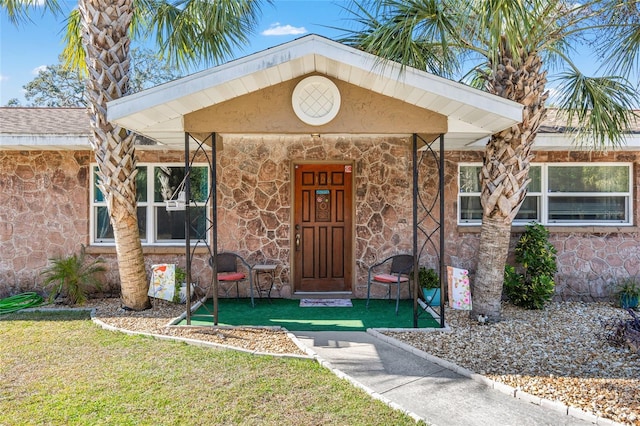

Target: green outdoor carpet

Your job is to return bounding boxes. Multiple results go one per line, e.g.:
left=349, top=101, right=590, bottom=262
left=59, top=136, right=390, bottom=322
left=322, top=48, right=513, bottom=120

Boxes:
left=178, top=298, right=440, bottom=331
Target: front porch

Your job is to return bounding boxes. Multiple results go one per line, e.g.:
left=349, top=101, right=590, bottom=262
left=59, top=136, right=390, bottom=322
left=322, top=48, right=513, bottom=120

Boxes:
left=177, top=298, right=439, bottom=331
left=107, top=34, right=523, bottom=328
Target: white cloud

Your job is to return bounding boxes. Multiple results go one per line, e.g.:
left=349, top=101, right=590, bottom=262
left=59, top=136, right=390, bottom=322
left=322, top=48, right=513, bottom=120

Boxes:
left=32, top=65, right=47, bottom=75
left=545, top=86, right=562, bottom=107
left=0, top=74, right=8, bottom=82
left=261, top=22, right=307, bottom=36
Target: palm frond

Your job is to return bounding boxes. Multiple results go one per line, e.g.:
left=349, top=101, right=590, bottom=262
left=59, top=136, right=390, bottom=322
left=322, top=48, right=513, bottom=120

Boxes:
left=41, top=245, right=105, bottom=306
left=461, top=63, right=491, bottom=90
left=552, top=71, right=639, bottom=149
left=339, top=0, right=461, bottom=77
left=0, top=0, right=63, bottom=25
left=147, top=0, right=272, bottom=69
left=131, top=0, right=157, bottom=40
left=61, top=8, right=86, bottom=77
left=460, top=0, right=531, bottom=67
left=591, top=0, right=640, bottom=76
left=602, top=19, right=640, bottom=78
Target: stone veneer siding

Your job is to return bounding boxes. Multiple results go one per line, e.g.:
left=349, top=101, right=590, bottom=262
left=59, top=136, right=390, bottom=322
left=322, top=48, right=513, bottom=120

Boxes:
left=214, top=135, right=415, bottom=299
left=0, top=151, right=91, bottom=296
left=443, top=150, right=640, bottom=302
left=1, top=145, right=639, bottom=302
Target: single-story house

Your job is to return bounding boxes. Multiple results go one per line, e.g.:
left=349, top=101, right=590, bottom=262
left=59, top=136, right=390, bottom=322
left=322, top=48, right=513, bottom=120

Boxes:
left=1, top=35, right=639, bottom=302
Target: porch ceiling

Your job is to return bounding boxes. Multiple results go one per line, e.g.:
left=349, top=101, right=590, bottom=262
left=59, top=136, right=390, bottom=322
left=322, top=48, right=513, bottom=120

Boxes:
left=108, top=34, right=523, bottom=149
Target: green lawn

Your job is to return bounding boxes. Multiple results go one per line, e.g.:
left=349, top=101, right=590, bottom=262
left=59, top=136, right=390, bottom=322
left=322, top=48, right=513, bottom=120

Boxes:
left=0, top=311, right=423, bottom=425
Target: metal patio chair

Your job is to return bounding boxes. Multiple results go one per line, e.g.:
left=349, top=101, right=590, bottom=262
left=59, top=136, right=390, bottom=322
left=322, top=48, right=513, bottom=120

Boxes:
left=366, top=254, right=414, bottom=315
left=209, top=252, right=254, bottom=307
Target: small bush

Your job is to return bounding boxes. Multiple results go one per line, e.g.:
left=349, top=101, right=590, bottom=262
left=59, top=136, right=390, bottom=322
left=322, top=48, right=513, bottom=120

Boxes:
left=173, top=266, right=186, bottom=303
left=616, top=277, right=640, bottom=309
left=41, top=245, right=105, bottom=305
left=504, top=223, right=557, bottom=309
left=414, top=267, right=439, bottom=289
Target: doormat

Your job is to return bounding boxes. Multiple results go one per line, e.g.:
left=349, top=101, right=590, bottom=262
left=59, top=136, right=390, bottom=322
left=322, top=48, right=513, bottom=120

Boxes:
left=300, top=299, right=353, bottom=307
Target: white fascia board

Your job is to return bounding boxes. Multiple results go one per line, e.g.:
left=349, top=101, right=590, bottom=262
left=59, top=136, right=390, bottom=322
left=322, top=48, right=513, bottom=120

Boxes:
left=460, top=133, right=640, bottom=152
left=0, top=134, right=91, bottom=150
left=534, top=133, right=640, bottom=151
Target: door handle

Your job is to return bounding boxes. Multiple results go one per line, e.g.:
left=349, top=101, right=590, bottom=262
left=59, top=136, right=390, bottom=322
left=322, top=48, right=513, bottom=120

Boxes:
left=295, top=233, right=301, bottom=250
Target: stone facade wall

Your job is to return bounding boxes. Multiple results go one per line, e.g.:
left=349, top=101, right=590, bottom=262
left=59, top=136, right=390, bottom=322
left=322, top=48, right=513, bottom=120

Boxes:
left=442, top=150, right=640, bottom=302
left=0, top=150, right=92, bottom=296
left=1, top=145, right=639, bottom=302
left=214, top=134, right=415, bottom=299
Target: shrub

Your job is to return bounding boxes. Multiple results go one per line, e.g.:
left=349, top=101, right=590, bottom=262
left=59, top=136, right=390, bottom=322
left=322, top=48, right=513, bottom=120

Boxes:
left=41, top=245, right=106, bottom=305
left=174, top=266, right=186, bottom=303
left=504, top=223, right=557, bottom=309
left=616, top=277, right=640, bottom=309
left=415, top=267, right=439, bottom=289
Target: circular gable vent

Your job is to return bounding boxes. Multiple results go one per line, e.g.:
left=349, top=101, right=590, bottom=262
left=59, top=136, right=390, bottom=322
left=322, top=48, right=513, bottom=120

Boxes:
left=292, top=76, right=341, bottom=126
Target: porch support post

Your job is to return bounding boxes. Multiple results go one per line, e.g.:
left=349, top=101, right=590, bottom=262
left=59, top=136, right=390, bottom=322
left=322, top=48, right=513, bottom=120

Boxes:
left=412, top=133, right=446, bottom=328
left=212, top=133, right=219, bottom=325
left=412, top=134, right=419, bottom=327
left=438, top=133, right=445, bottom=328
left=185, top=132, right=192, bottom=324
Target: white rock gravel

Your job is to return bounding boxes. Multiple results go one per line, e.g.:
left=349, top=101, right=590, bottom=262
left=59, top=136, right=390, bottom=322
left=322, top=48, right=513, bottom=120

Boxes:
left=384, top=302, right=640, bottom=426
left=58, top=298, right=639, bottom=425
left=84, top=298, right=306, bottom=356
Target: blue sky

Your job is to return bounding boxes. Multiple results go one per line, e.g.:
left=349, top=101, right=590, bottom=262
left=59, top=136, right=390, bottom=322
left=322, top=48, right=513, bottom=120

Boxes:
left=0, top=1, right=351, bottom=105
left=0, top=1, right=623, bottom=107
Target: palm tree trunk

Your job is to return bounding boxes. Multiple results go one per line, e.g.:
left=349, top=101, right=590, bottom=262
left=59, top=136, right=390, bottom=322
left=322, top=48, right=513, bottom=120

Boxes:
left=473, top=216, right=512, bottom=322
left=471, top=39, right=548, bottom=322
left=80, top=0, right=150, bottom=310
left=111, top=198, right=148, bottom=308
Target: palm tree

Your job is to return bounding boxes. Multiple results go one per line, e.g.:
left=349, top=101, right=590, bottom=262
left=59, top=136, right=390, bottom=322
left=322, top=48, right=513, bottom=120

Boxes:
left=342, top=0, right=640, bottom=322
left=2, top=0, right=270, bottom=310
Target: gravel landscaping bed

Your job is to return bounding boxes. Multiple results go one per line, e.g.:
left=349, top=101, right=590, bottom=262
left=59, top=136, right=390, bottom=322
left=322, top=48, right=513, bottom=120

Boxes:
left=84, top=298, right=307, bottom=356
left=49, top=298, right=639, bottom=425
left=385, top=302, right=640, bottom=425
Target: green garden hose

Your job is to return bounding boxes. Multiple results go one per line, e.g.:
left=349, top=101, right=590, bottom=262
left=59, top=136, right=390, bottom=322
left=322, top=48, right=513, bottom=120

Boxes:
left=0, top=292, right=45, bottom=315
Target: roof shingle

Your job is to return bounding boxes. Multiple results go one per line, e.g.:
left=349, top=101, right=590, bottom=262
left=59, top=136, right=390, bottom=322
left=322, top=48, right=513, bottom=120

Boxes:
left=0, top=107, right=90, bottom=135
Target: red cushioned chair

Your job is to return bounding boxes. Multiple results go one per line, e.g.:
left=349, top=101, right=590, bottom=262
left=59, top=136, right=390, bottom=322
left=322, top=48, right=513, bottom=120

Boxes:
left=366, top=254, right=414, bottom=315
left=209, top=252, right=254, bottom=307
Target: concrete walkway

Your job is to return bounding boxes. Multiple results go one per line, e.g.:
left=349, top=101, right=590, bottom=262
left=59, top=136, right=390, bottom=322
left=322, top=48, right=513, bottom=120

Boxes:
left=292, top=331, right=615, bottom=426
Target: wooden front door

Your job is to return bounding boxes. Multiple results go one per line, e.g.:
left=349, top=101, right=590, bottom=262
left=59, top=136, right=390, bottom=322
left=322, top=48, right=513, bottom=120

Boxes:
left=294, top=163, right=353, bottom=292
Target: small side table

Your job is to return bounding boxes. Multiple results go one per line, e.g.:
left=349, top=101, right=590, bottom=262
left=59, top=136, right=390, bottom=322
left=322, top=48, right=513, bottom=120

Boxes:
left=252, top=264, right=277, bottom=301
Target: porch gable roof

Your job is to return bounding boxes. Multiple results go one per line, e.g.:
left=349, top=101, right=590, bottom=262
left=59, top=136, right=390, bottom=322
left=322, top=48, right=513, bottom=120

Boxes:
left=108, top=34, right=523, bottom=149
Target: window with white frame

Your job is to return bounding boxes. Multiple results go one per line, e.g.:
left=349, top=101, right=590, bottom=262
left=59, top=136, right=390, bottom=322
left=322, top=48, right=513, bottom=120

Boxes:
left=91, top=164, right=210, bottom=244
left=458, top=163, right=632, bottom=226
